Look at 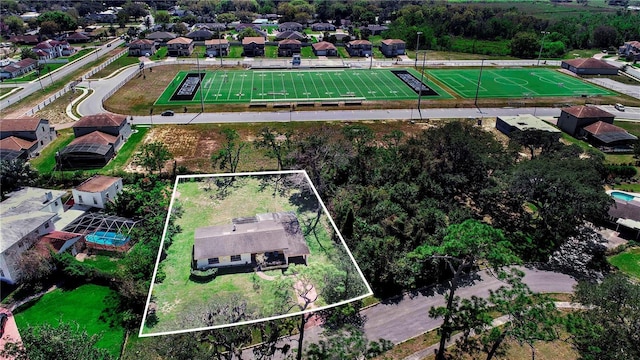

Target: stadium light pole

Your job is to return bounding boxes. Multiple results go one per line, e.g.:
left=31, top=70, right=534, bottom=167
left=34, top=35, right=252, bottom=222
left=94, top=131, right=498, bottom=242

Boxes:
left=417, top=51, right=426, bottom=119
left=220, top=31, right=224, bottom=67
left=537, top=31, right=550, bottom=66
left=474, top=59, right=485, bottom=109
left=414, top=31, right=422, bottom=69
left=197, top=51, right=204, bottom=113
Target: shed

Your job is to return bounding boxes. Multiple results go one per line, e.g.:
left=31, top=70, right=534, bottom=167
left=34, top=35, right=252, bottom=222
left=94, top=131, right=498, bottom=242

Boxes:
left=561, top=58, right=619, bottom=75
left=582, top=121, right=638, bottom=151
left=496, top=114, right=561, bottom=138
left=557, top=106, right=614, bottom=136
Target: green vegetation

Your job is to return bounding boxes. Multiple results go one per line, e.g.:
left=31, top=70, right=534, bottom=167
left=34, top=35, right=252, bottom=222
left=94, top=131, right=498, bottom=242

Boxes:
left=64, top=48, right=93, bottom=62
left=450, top=38, right=511, bottom=56
left=0, top=87, right=18, bottom=97
left=300, top=46, right=317, bottom=58
left=14, top=284, right=125, bottom=358
left=82, top=255, right=122, bottom=274
left=265, top=45, right=278, bottom=58
left=151, top=46, right=168, bottom=60
left=609, top=247, right=640, bottom=279
left=228, top=45, right=244, bottom=58
left=102, top=126, right=148, bottom=171
left=89, top=55, right=140, bottom=79
left=30, top=129, right=74, bottom=173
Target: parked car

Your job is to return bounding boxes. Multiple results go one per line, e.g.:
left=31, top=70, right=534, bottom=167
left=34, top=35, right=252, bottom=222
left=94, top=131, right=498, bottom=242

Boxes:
left=0, top=313, right=8, bottom=337
left=161, top=110, right=175, bottom=116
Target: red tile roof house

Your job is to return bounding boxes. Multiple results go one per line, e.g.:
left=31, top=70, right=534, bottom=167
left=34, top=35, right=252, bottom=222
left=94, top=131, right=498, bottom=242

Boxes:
left=193, top=212, right=310, bottom=271
left=0, top=58, right=37, bottom=79
left=0, top=117, right=56, bottom=160
left=167, top=37, right=194, bottom=57
left=561, top=58, right=620, bottom=75
left=7, top=35, right=39, bottom=45
left=312, top=41, right=338, bottom=56
left=128, top=39, right=156, bottom=57
left=380, top=39, right=406, bottom=57
left=277, top=39, right=301, bottom=57
left=65, top=32, right=90, bottom=43
left=557, top=105, right=615, bottom=136
left=242, top=36, right=266, bottom=57
left=32, top=39, right=73, bottom=60
left=346, top=40, right=372, bottom=57
left=582, top=121, right=638, bottom=152
left=57, top=113, right=131, bottom=169
left=72, top=175, right=123, bottom=209
left=205, top=39, right=229, bottom=57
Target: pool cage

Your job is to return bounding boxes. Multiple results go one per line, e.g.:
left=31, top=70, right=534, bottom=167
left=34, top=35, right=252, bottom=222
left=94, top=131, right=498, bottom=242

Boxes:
left=62, top=213, right=139, bottom=252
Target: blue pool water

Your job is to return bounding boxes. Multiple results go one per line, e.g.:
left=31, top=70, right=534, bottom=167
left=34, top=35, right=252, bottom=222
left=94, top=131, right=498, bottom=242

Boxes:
left=85, top=231, right=130, bottom=246
left=610, top=191, right=636, bottom=202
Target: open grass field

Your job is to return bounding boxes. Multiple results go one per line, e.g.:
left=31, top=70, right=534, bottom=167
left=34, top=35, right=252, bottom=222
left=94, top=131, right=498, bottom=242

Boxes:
left=144, top=174, right=369, bottom=335
left=608, top=247, right=640, bottom=279
left=14, top=284, right=125, bottom=359
left=428, top=68, right=614, bottom=99
left=154, top=68, right=453, bottom=105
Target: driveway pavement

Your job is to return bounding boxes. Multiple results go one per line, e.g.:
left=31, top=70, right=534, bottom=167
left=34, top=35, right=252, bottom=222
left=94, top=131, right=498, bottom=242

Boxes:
left=0, top=309, right=20, bottom=360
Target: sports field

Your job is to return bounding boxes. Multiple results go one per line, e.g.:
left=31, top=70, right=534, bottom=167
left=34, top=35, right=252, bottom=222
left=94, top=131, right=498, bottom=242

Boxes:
left=155, top=68, right=453, bottom=105
left=428, top=68, right=614, bottom=99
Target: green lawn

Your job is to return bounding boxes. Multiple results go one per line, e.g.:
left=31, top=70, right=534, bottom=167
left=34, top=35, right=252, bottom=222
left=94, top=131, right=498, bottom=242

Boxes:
left=0, top=87, right=17, bottom=97
left=265, top=45, right=278, bottom=58
left=151, top=46, right=168, bottom=60
left=102, top=126, right=148, bottom=172
left=300, top=47, right=317, bottom=58
left=14, top=284, right=125, bottom=359
left=89, top=55, right=140, bottom=79
left=609, top=247, right=640, bottom=279
left=64, top=48, right=93, bottom=62
left=144, top=174, right=368, bottom=334
left=428, top=68, right=614, bottom=99
left=155, top=68, right=453, bottom=105
left=228, top=46, right=244, bottom=58
left=31, top=129, right=75, bottom=173
left=82, top=255, right=122, bottom=274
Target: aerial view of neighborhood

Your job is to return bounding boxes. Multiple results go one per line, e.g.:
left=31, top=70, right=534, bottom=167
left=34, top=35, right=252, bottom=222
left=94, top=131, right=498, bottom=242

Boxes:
left=1, top=0, right=640, bottom=359
left=141, top=171, right=371, bottom=336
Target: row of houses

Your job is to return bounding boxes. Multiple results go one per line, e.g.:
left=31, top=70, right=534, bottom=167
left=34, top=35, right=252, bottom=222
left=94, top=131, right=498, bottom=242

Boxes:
left=0, top=38, right=78, bottom=79
left=496, top=105, right=637, bottom=153
left=0, top=117, right=57, bottom=160
left=129, top=35, right=406, bottom=58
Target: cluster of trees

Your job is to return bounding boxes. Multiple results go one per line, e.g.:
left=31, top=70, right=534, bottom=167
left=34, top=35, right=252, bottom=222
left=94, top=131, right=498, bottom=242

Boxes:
left=383, top=3, right=640, bottom=56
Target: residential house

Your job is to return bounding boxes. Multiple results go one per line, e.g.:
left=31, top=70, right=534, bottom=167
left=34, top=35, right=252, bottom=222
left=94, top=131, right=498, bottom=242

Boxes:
left=145, top=31, right=176, bottom=44
left=607, top=194, right=640, bottom=239
left=0, top=58, right=37, bottom=79
left=278, top=39, right=301, bottom=56
left=561, top=58, right=619, bottom=75
left=186, top=28, right=214, bottom=41
left=359, top=24, right=388, bottom=35
left=193, top=23, right=226, bottom=32
left=205, top=39, right=229, bottom=57
left=312, top=41, right=338, bottom=56
left=0, top=187, right=66, bottom=284
left=242, top=36, right=265, bottom=57
left=278, top=22, right=303, bottom=32
left=311, top=23, right=336, bottom=32
left=618, top=40, right=640, bottom=60
left=128, top=39, right=156, bottom=57
left=582, top=121, right=638, bottom=152
left=0, top=117, right=56, bottom=159
left=346, top=39, right=372, bottom=57
left=32, top=40, right=73, bottom=60
left=496, top=114, right=562, bottom=138
left=380, top=39, right=406, bottom=57
left=275, top=30, right=306, bottom=41
left=167, top=37, right=194, bottom=57
left=57, top=113, right=130, bottom=169
left=193, top=212, right=310, bottom=271
left=7, top=35, right=39, bottom=45
left=72, top=175, right=123, bottom=209
left=71, top=113, right=131, bottom=150
left=38, top=231, right=83, bottom=256
left=66, top=32, right=90, bottom=43
left=557, top=106, right=615, bottom=136
left=235, top=23, right=262, bottom=33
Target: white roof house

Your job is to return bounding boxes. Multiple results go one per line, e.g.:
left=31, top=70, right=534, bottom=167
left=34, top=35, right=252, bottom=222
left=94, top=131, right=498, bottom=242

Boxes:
left=0, top=187, right=66, bottom=284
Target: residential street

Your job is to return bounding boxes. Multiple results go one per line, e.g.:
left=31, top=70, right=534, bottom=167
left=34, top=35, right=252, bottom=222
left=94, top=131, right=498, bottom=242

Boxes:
left=240, top=267, right=577, bottom=359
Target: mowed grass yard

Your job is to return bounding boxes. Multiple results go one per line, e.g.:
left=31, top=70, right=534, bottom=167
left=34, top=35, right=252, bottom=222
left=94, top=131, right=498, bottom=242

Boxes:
left=14, top=284, right=125, bottom=359
left=144, top=174, right=366, bottom=334
left=428, top=68, right=614, bottom=99
left=155, top=68, right=453, bottom=105
left=609, top=247, right=640, bottom=279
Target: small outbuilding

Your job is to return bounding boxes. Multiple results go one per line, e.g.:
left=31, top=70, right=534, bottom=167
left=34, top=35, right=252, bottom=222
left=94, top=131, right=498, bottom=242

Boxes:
left=496, top=114, right=561, bottom=138
left=582, top=121, right=638, bottom=152
left=72, top=175, right=123, bottom=209
left=561, top=58, right=619, bottom=75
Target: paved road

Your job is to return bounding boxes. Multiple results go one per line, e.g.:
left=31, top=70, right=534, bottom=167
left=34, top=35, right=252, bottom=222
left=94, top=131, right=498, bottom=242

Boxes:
left=241, top=267, right=576, bottom=359
left=0, top=39, right=124, bottom=112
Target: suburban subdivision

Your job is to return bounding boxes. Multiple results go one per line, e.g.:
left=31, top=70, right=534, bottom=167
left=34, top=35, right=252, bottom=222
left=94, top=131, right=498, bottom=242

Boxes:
left=1, top=1, right=640, bottom=360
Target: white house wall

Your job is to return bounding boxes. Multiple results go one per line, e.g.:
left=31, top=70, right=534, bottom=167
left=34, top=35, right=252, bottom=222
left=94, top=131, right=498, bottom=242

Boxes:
left=197, top=253, right=251, bottom=269
left=0, top=220, right=52, bottom=283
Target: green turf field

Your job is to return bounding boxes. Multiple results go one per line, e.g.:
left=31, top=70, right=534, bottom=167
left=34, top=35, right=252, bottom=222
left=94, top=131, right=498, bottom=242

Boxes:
left=155, top=68, right=453, bottom=105
left=428, top=68, right=614, bottom=99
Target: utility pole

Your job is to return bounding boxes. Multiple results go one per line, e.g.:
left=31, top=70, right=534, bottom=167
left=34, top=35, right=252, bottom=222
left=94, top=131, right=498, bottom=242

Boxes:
left=414, top=31, right=422, bottom=69
left=197, top=51, right=204, bottom=112
left=417, top=51, right=426, bottom=119
left=537, top=31, right=550, bottom=66
left=474, top=59, right=485, bottom=109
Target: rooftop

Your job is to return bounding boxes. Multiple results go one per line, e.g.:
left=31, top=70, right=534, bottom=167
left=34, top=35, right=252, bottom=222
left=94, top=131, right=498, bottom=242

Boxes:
left=498, top=114, right=561, bottom=133
left=0, top=117, right=45, bottom=132
left=562, top=106, right=614, bottom=119
left=75, top=175, right=121, bottom=193
left=562, top=58, right=619, bottom=69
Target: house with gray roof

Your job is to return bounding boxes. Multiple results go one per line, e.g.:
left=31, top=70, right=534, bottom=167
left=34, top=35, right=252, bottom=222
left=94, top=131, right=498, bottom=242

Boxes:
left=0, top=117, right=56, bottom=160
left=0, top=187, right=66, bottom=284
left=193, top=212, right=310, bottom=271
left=496, top=114, right=561, bottom=138
left=558, top=106, right=615, bottom=136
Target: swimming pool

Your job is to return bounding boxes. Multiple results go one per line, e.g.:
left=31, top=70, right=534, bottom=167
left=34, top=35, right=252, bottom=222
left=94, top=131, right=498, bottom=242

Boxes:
left=610, top=191, right=637, bottom=202
left=85, top=231, right=130, bottom=246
